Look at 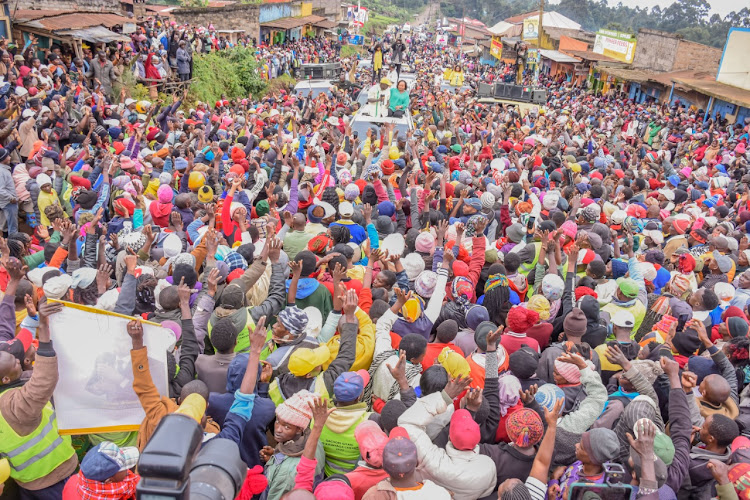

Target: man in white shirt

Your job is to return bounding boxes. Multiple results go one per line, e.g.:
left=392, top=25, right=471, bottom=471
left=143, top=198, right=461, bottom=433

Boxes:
left=364, top=78, right=391, bottom=118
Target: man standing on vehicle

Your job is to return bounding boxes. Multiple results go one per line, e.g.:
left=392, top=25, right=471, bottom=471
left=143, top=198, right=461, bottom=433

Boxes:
left=365, top=78, right=391, bottom=118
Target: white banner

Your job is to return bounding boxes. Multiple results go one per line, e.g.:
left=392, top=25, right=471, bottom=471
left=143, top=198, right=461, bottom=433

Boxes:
left=49, top=301, right=175, bottom=434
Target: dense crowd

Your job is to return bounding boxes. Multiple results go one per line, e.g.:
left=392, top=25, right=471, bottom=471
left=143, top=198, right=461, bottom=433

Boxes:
left=0, top=17, right=749, bottom=500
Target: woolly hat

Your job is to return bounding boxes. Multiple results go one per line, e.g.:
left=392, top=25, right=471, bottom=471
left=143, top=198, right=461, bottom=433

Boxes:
left=535, top=383, right=565, bottom=411
left=465, top=306, right=489, bottom=330
left=414, top=270, right=438, bottom=298
left=554, top=358, right=581, bottom=384
left=415, top=232, right=436, bottom=254
left=563, top=308, right=587, bottom=337
left=157, top=184, right=173, bottom=204
left=560, top=220, right=578, bottom=239
left=480, top=192, right=496, bottom=209
left=449, top=409, right=480, bottom=451
left=509, top=346, right=540, bottom=379
left=728, top=317, right=750, bottom=339
left=581, top=428, right=619, bottom=465
left=505, top=408, right=544, bottom=447
left=506, top=223, right=525, bottom=243
left=401, top=253, right=425, bottom=281
left=275, top=389, right=315, bottom=429
left=672, top=328, right=701, bottom=357
left=506, top=306, right=539, bottom=334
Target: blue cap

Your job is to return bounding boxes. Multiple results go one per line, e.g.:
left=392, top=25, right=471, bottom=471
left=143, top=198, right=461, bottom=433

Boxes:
left=668, top=175, right=680, bottom=187
left=80, top=442, right=139, bottom=482
left=334, top=370, right=368, bottom=402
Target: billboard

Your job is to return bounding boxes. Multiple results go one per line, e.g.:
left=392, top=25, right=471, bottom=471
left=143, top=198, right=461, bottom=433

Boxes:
left=346, top=5, right=368, bottom=27
left=522, top=18, right=539, bottom=41
left=593, top=29, right=637, bottom=63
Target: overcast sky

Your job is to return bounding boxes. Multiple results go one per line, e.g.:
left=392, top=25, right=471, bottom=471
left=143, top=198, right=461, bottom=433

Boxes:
left=548, top=0, right=744, bottom=17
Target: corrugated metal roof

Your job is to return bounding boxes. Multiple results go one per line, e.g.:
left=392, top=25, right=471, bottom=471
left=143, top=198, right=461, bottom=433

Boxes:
left=261, top=14, right=327, bottom=30
left=671, top=78, right=750, bottom=108
left=37, top=13, right=130, bottom=30
left=55, top=26, right=131, bottom=43
left=564, top=50, right=619, bottom=63
left=15, top=11, right=131, bottom=31
left=313, top=19, right=336, bottom=29
left=539, top=49, right=580, bottom=63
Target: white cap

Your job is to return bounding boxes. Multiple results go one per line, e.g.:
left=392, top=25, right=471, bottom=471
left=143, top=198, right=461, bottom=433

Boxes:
left=611, top=210, right=627, bottom=225
left=125, top=98, right=136, bottom=106
left=339, top=201, right=354, bottom=217
left=22, top=108, right=35, bottom=119
left=612, top=310, right=635, bottom=328
left=316, top=201, right=336, bottom=219
left=36, top=173, right=52, bottom=187
left=15, top=86, right=28, bottom=97
left=642, top=229, right=664, bottom=245
left=658, top=189, right=675, bottom=201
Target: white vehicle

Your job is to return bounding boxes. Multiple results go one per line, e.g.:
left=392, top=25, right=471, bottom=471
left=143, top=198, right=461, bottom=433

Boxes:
left=402, top=23, right=411, bottom=32
left=349, top=113, right=414, bottom=145
left=292, top=79, right=335, bottom=98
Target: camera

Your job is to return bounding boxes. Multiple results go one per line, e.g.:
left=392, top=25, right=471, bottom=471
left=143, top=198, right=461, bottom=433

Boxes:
left=569, top=463, right=634, bottom=500
left=136, top=414, right=247, bottom=500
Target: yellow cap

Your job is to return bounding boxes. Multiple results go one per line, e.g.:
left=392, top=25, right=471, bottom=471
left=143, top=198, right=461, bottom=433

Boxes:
left=259, top=140, right=270, bottom=150
left=438, top=347, right=470, bottom=378
left=174, top=393, right=206, bottom=423
left=380, top=77, right=391, bottom=86
left=389, top=146, right=400, bottom=160
left=288, top=345, right=331, bottom=377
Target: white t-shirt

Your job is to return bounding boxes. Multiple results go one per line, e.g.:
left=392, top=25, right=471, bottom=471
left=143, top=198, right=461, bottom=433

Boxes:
left=395, top=480, right=452, bottom=499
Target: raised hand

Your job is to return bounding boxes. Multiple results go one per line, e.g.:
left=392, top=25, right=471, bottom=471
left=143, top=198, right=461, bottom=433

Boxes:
left=463, top=388, right=483, bottom=412
left=444, top=375, right=472, bottom=399
left=519, top=384, right=538, bottom=405
left=250, top=316, right=267, bottom=354
left=5, top=257, right=27, bottom=282
left=206, top=268, right=221, bottom=296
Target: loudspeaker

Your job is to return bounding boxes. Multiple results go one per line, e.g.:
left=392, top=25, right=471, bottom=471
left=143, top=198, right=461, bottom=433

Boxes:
left=509, top=85, right=523, bottom=99
left=531, top=89, right=547, bottom=104
left=493, top=83, right=507, bottom=97
left=478, top=82, right=493, bottom=97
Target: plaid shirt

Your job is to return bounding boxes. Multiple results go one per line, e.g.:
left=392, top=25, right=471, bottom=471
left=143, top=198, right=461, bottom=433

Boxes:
left=76, top=471, right=139, bottom=500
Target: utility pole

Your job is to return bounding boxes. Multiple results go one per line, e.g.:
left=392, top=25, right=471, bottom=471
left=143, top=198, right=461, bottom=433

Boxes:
left=535, top=0, right=544, bottom=82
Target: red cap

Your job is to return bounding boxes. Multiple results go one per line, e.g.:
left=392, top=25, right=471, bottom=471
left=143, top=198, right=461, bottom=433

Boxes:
left=449, top=409, right=480, bottom=450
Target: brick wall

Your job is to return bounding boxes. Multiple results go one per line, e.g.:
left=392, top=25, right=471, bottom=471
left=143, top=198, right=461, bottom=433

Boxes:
left=632, top=29, right=679, bottom=72
left=15, top=0, right=116, bottom=12
left=673, top=39, right=721, bottom=74
left=171, top=3, right=260, bottom=41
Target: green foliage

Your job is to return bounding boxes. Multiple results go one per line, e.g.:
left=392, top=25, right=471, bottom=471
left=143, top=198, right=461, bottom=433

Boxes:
left=340, top=45, right=364, bottom=58
left=360, top=0, right=416, bottom=22
left=188, top=45, right=266, bottom=104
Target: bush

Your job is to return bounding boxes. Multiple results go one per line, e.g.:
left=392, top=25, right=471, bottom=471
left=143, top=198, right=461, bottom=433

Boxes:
left=187, top=45, right=266, bottom=105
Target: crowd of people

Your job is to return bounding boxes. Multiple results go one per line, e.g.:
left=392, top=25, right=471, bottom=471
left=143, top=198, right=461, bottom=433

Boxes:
left=0, top=15, right=749, bottom=500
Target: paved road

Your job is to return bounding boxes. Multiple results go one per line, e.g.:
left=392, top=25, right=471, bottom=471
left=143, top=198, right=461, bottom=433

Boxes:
left=415, top=2, right=439, bottom=26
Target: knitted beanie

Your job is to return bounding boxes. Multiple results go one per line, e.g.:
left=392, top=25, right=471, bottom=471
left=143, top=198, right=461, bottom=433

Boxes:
left=563, top=308, right=587, bottom=337
left=275, top=390, right=314, bottom=429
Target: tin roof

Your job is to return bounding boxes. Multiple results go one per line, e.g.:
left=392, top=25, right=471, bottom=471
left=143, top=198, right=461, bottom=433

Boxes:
left=15, top=11, right=131, bottom=31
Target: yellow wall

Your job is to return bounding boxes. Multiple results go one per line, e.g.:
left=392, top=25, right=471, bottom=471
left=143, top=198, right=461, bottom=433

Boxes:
left=301, top=2, right=312, bottom=16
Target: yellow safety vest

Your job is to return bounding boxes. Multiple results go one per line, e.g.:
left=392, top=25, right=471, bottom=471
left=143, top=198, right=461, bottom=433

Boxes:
left=269, top=374, right=329, bottom=407
left=0, top=402, right=75, bottom=484
left=319, top=409, right=369, bottom=477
